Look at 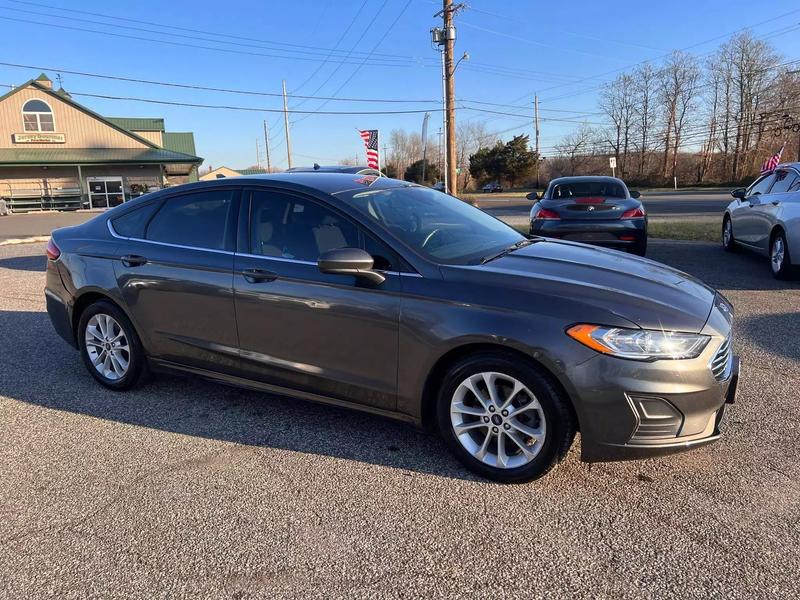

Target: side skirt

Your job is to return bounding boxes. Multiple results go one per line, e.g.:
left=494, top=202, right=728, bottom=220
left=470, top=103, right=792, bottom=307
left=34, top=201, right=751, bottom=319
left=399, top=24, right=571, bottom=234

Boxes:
left=148, top=357, right=420, bottom=427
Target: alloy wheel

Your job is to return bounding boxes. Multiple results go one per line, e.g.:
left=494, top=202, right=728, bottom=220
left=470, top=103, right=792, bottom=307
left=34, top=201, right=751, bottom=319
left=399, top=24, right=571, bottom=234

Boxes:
left=84, top=313, right=130, bottom=381
left=449, top=371, right=547, bottom=469
left=723, top=220, right=732, bottom=246
left=771, top=237, right=785, bottom=273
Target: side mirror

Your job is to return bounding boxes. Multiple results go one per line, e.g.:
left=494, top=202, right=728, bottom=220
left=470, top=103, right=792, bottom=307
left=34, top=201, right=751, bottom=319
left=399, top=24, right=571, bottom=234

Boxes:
left=630, top=190, right=641, bottom=199
left=318, top=247, right=385, bottom=285
left=526, top=192, right=543, bottom=201
left=731, top=188, right=746, bottom=200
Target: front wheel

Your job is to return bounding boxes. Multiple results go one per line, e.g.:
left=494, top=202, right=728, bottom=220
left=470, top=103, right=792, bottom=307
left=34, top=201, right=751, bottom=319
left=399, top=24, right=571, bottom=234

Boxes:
left=770, top=230, right=794, bottom=280
left=78, top=300, right=146, bottom=390
left=436, top=352, right=575, bottom=483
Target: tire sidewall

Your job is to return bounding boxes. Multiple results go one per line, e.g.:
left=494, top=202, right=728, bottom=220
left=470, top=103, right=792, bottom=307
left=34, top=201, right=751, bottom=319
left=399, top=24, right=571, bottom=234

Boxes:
left=77, top=300, right=144, bottom=390
left=436, top=353, right=572, bottom=483
left=723, top=216, right=736, bottom=252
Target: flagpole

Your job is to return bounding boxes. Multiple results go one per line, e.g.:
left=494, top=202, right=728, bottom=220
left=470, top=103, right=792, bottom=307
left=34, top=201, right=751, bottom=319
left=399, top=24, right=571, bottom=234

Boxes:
left=377, top=129, right=381, bottom=173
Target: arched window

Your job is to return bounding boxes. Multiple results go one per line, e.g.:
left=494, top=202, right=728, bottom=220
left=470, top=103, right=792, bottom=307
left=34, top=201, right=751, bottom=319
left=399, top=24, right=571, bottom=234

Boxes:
left=22, top=99, right=55, bottom=132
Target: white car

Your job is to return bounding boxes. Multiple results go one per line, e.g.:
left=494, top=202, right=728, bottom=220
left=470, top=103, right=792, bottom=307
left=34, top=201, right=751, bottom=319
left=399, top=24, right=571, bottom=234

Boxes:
left=723, top=162, right=800, bottom=279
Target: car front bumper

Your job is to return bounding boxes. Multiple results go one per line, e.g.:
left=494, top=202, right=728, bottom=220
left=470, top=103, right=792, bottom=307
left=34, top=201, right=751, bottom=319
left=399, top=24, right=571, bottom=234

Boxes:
left=530, top=218, right=646, bottom=247
left=568, top=303, right=738, bottom=462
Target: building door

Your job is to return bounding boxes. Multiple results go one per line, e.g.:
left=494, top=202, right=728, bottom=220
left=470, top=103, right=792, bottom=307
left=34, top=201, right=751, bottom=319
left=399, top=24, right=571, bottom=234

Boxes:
left=87, top=177, right=125, bottom=209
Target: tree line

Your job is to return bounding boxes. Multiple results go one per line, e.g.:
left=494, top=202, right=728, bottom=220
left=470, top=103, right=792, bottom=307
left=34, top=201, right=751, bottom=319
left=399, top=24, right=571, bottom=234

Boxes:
left=363, top=31, right=799, bottom=190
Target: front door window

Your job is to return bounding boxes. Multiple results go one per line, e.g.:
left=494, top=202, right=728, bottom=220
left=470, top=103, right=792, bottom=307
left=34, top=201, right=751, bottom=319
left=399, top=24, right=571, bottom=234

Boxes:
left=88, top=177, right=125, bottom=209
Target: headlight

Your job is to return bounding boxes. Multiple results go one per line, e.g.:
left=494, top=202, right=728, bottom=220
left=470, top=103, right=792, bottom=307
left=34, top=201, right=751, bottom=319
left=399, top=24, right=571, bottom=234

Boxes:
left=566, top=324, right=710, bottom=360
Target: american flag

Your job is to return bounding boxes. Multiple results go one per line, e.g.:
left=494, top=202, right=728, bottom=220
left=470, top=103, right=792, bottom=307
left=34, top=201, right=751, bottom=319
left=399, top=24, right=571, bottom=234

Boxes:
left=359, top=129, right=380, bottom=170
left=760, top=144, right=784, bottom=174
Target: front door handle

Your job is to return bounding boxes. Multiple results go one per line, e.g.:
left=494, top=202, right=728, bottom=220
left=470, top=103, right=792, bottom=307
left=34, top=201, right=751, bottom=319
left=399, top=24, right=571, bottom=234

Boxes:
left=771, top=200, right=780, bottom=206
left=241, top=268, right=278, bottom=283
left=121, top=254, right=147, bottom=267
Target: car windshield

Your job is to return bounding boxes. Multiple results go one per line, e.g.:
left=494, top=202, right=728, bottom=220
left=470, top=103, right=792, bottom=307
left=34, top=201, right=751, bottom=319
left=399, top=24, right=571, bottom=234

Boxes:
left=551, top=181, right=626, bottom=199
left=335, top=184, right=525, bottom=265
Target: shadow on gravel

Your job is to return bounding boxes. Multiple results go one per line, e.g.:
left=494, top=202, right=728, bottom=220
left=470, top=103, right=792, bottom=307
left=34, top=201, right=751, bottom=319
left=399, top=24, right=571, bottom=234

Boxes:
left=0, top=254, right=46, bottom=272
left=647, top=241, right=799, bottom=291
left=739, top=312, right=800, bottom=363
left=0, top=309, right=475, bottom=481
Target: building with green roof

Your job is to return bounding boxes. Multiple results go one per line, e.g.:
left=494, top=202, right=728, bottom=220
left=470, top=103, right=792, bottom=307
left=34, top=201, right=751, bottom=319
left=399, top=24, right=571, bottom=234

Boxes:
left=0, top=74, right=203, bottom=211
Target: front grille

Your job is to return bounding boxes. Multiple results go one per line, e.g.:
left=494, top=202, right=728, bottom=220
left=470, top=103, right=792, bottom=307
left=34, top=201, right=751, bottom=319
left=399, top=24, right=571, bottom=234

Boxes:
left=710, top=335, right=732, bottom=381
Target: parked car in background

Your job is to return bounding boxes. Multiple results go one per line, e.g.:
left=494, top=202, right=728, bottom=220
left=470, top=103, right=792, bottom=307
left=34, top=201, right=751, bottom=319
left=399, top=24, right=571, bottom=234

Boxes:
left=433, top=181, right=445, bottom=192
left=482, top=182, right=503, bottom=193
left=45, top=174, right=737, bottom=483
left=529, top=176, right=647, bottom=256
left=723, top=163, right=800, bottom=279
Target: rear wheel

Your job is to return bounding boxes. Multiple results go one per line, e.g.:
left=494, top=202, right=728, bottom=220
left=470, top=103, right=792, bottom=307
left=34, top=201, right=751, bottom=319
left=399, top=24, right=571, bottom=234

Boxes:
left=770, top=230, right=793, bottom=280
left=722, top=216, right=737, bottom=252
left=78, top=300, right=145, bottom=390
left=436, top=352, right=575, bottom=483
left=631, top=236, right=648, bottom=257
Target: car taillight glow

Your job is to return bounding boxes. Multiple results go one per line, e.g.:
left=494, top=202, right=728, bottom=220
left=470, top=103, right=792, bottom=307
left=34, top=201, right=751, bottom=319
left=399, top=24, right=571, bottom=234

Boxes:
left=621, top=207, right=646, bottom=219
left=575, top=197, right=604, bottom=204
left=45, top=238, right=61, bottom=261
left=533, top=207, right=560, bottom=220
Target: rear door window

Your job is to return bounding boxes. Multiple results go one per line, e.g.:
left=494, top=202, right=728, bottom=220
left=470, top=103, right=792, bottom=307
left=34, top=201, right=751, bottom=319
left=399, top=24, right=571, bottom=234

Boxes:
left=768, top=170, right=799, bottom=194
left=145, top=189, right=236, bottom=250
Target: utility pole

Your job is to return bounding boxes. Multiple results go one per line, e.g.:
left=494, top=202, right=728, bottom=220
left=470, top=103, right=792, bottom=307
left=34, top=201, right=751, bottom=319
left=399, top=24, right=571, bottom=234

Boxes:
left=255, top=138, right=261, bottom=168
left=437, top=127, right=444, bottom=179
left=263, top=120, right=272, bottom=172
left=433, top=1, right=464, bottom=196
left=282, top=80, right=292, bottom=169
left=382, top=143, right=388, bottom=174
left=534, top=94, right=541, bottom=190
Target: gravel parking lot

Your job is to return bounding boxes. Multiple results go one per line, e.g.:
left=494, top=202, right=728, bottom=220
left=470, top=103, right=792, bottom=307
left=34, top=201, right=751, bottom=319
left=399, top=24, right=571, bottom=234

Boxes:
left=0, top=240, right=798, bottom=598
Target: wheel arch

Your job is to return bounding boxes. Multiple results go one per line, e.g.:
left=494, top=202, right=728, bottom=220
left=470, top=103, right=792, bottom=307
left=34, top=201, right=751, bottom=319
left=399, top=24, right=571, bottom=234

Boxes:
left=419, top=342, right=580, bottom=433
left=71, top=289, right=143, bottom=348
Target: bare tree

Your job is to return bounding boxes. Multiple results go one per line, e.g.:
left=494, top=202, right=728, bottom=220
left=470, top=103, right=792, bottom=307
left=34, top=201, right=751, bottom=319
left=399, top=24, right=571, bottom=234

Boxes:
left=631, top=63, right=658, bottom=178
left=456, top=120, right=498, bottom=190
left=599, top=74, right=636, bottom=177
left=554, top=124, right=597, bottom=176
left=658, top=51, right=701, bottom=181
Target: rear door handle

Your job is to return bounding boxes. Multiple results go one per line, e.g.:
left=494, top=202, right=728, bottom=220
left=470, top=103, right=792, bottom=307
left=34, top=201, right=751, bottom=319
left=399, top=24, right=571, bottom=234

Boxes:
left=241, top=268, right=278, bottom=283
left=121, top=254, right=147, bottom=267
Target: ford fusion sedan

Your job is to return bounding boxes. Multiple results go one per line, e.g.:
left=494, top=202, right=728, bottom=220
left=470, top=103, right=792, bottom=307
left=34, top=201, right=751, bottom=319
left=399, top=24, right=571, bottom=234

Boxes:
left=529, top=176, right=647, bottom=255
left=45, top=174, right=738, bottom=482
left=723, top=163, right=800, bottom=279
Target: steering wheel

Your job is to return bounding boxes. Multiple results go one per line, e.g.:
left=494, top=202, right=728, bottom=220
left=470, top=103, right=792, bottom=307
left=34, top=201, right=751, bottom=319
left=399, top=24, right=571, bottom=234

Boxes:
left=422, top=228, right=443, bottom=249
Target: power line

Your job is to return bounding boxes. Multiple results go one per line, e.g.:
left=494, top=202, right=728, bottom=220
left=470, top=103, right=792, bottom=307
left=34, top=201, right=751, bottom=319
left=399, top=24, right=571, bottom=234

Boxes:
left=0, top=60, right=441, bottom=104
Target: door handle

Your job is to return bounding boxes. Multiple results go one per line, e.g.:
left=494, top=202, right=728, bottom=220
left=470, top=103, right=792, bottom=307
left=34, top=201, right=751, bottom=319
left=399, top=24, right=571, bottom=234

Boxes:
left=241, top=268, right=278, bottom=283
left=121, top=254, right=147, bottom=267
left=771, top=200, right=780, bottom=206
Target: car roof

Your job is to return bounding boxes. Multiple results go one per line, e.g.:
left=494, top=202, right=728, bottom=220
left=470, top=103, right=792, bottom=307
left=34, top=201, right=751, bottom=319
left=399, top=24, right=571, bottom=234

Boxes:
left=774, top=162, right=800, bottom=171
left=163, top=172, right=409, bottom=196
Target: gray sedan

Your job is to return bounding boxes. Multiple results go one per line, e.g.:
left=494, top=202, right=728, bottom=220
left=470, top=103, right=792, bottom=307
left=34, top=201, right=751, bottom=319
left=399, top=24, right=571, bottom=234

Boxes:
left=45, top=174, right=738, bottom=483
left=723, top=162, right=800, bottom=278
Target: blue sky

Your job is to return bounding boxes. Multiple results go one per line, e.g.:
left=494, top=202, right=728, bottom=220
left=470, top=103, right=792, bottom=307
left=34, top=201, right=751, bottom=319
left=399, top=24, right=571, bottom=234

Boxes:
left=1, top=0, right=799, bottom=170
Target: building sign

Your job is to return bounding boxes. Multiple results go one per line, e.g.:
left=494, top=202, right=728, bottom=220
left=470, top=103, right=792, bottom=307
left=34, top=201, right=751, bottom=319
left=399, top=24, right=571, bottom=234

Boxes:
left=12, top=132, right=66, bottom=144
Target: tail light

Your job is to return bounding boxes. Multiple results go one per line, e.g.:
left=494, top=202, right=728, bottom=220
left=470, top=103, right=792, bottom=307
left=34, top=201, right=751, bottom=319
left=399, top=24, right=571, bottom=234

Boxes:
left=621, top=207, right=646, bottom=219
left=45, top=238, right=61, bottom=261
left=532, top=207, right=560, bottom=220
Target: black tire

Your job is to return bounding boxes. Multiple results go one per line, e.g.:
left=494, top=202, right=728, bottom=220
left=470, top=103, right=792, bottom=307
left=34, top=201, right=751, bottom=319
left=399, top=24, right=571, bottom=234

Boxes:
left=77, top=300, right=146, bottom=390
left=722, top=215, right=737, bottom=252
left=770, top=229, right=794, bottom=280
left=436, top=351, right=576, bottom=483
left=631, top=236, right=648, bottom=257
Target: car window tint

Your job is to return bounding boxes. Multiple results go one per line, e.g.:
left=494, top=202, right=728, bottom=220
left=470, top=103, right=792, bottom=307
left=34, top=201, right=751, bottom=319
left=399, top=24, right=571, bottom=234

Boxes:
left=249, top=190, right=358, bottom=262
left=110, top=201, right=160, bottom=238
left=748, top=174, right=776, bottom=196
left=145, top=190, right=234, bottom=250
left=788, top=175, right=800, bottom=193
left=769, top=170, right=798, bottom=194
left=362, top=232, right=398, bottom=271
left=551, top=181, right=626, bottom=199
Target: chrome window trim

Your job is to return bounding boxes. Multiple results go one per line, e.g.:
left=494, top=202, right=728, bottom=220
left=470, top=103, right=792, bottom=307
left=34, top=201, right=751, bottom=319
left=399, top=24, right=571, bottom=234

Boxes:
left=107, top=219, right=235, bottom=256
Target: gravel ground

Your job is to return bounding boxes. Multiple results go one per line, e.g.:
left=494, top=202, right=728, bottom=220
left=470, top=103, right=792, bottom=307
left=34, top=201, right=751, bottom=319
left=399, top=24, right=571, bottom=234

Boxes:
left=0, top=241, right=798, bottom=599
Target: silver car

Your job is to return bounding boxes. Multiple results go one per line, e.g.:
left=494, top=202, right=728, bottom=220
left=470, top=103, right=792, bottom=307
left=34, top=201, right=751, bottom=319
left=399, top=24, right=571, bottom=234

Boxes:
left=723, top=162, right=800, bottom=279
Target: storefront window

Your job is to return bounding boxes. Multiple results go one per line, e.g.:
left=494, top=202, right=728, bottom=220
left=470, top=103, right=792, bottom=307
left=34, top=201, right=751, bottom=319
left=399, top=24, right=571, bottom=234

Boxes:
left=22, top=99, right=55, bottom=132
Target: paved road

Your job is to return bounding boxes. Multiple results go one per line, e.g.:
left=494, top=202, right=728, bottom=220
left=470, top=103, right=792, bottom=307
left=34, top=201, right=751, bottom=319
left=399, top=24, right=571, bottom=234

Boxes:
left=0, top=241, right=798, bottom=598
left=0, top=190, right=732, bottom=241
left=477, top=190, right=732, bottom=222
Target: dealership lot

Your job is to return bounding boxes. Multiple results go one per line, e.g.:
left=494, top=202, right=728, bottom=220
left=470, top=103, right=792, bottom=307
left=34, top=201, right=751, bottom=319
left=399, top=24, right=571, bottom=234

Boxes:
left=0, top=241, right=798, bottom=597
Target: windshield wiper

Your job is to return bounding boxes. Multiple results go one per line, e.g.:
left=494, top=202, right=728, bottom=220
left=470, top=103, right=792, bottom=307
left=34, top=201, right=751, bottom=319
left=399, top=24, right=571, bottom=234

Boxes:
left=480, top=238, right=536, bottom=264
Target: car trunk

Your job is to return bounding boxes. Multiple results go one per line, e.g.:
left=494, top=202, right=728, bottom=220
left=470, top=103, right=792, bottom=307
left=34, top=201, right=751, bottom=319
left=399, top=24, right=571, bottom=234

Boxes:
left=551, top=197, right=631, bottom=220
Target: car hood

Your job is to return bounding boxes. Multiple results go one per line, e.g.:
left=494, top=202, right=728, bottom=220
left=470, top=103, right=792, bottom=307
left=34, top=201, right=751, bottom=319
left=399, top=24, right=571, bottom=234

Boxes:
left=462, top=239, right=716, bottom=332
